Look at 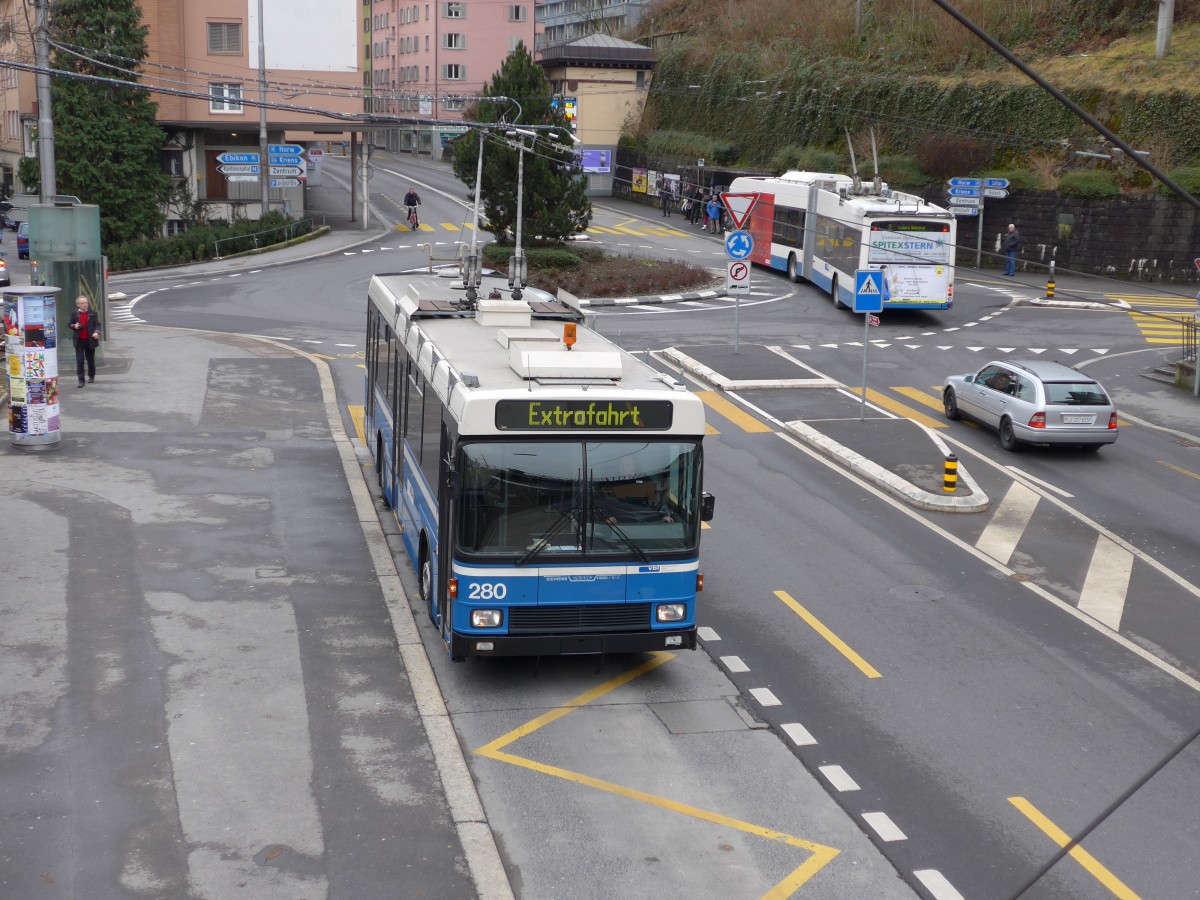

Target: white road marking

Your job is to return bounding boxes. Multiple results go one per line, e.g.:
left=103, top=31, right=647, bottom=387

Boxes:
left=818, top=765, right=860, bottom=792
left=781, top=723, right=817, bottom=746
left=1077, top=536, right=1135, bottom=630
left=862, top=812, right=907, bottom=842
left=914, top=869, right=965, bottom=900
left=720, top=655, right=749, bottom=673
left=1004, top=466, right=1074, bottom=498
left=697, top=626, right=720, bottom=641
left=749, top=687, right=781, bottom=707
left=975, top=481, right=1040, bottom=565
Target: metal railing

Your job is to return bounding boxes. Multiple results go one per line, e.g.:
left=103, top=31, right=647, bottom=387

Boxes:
left=211, top=213, right=325, bottom=259
left=1182, top=315, right=1198, bottom=363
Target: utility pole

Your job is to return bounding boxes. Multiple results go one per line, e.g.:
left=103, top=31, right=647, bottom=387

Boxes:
left=257, top=0, right=270, bottom=216
left=34, top=0, right=57, bottom=202
left=1156, top=0, right=1175, bottom=59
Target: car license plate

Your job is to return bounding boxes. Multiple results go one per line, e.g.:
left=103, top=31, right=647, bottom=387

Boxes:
left=1061, top=414, right=1095, bottom=424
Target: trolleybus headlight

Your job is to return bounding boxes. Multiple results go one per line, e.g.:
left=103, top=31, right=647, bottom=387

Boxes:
left=656, top=603, right=686, bottom=622
left=471, top=609, right=503, bottom=628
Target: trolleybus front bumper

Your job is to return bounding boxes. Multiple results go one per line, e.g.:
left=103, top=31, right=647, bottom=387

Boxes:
left=452, top=626, right=697, bottom=658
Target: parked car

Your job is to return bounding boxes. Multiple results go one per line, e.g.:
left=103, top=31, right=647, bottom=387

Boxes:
left=16, top=221, right=29, bottom=259
left=943, top=359, right=1119, bottom=452
left=0, top=254, right=9, bottom=287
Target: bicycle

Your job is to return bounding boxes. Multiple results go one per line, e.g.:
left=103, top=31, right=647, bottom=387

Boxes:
left=407, top=205, right=420, bottom=230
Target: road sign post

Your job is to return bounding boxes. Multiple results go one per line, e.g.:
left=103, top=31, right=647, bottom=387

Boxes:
left=854, top=270, right=885, bottom=421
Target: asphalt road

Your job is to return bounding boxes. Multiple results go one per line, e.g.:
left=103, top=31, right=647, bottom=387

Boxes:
left=113, top=156, right=1200, bottom=899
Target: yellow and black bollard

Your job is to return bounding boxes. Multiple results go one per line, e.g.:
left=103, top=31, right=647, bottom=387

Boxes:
left=1046, top=261, right=1055, bottom=299
left=943, top=453, right=959, bottom=493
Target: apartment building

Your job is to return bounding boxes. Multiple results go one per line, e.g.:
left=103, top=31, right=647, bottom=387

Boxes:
left=534, top=0, right=651, bottom=54
left=367, top=0, right=537, bottom=157
left=0, top=0, right=36, bottom=197
left=138, top=0, right=364, bottom=226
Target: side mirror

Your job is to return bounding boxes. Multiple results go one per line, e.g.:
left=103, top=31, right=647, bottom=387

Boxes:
left=965, top=374, right=976, bottom=384
left=700, top=492, right=715, bottom=522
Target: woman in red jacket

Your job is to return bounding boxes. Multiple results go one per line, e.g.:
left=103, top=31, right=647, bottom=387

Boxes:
left=68, top=295, right=99, bottom=387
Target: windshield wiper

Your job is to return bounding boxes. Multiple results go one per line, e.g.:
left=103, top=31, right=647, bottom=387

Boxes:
left=589, top=498, right=650, bottom=563
left=516, top=506, right=580, bottom=567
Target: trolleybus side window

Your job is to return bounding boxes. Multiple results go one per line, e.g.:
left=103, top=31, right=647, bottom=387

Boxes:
left=773, top=207, right=804, bottom=249
left=420, top=374, right=443, bottom=487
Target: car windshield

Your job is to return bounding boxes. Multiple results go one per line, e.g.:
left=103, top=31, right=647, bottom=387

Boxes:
left=1044, top=381, right=1108, bottom=405
left=456, top=439, right=702, bottom=560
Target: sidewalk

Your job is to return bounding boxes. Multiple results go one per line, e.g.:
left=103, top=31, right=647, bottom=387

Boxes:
left=0, top=326, right=505, bottom=898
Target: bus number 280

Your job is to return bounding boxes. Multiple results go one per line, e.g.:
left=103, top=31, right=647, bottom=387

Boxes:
left=468, top=582, right=508, bottom=600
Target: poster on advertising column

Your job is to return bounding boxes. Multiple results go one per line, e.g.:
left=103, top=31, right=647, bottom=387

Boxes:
left=4, top=287, right=62, bottom=450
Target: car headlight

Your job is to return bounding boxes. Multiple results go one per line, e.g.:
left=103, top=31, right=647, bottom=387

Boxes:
left=656, top=603, right=686, bottom=622
left=471, top=609, right=503, bottom=628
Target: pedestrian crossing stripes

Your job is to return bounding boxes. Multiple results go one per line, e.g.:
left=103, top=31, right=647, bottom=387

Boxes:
left=1128, top=311, right=1195, bottom=345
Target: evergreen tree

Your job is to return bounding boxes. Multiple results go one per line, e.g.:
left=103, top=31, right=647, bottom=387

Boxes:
left=49, top=0, right=171, bottom=244
left=452, top=44, right=590, bottom=243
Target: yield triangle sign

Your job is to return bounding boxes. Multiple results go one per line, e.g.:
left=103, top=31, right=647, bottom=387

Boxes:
left=720, top=192, right=759, bottom=229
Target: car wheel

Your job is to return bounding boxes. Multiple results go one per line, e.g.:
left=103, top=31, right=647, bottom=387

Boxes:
left=943, top=388, right=961, bottom=420
left=999, top=417, right=1021, bottom=451
left=830, top=276, right=843, bottom=309
left=787, top=254, right=801, bottom=283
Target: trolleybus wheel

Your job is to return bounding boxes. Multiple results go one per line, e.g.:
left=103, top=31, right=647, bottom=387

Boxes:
left=419, top=542, right=436, bottom=624
left=830, top=276, right=844, bottom=309
left=787, top=254, right=801, bottom=283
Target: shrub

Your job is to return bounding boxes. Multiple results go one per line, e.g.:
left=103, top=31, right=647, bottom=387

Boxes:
left=914, top=135, right=995, bottom=180
left=482, top=243, right=581, bottom=270
left=877, top=155, right=929, bottom=188
left=1056, top=169, right=1120, bottom=198
left=1157, top=167, right=1200, bottom=196
left=770, top=145, right=843, bottom=174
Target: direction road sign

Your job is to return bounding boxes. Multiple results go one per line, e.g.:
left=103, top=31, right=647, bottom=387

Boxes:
left=269, top=155, right=302, bottom=166
left=216, top=152, right=259, bottom=165
left=948, top=196, right=981, bottom=207
left=983, top=178, right=1010, bottom=189
left=948, top=177, right=981, bottom=187
left=854, top=269, right=884, bottom=313
left=218, top=164, right=259, bottom=175
left=270, top=178, right=302, bottom=188
left=269, top=166, right=304, bottom=177
left=268, top=144, right=303, bottom=155
left=225, top=175, right=258, bottom=183
left=724, top=229, right=754, bottom=260
left=719, top=192, right=760, bottom=229
left=726, top=260, right=751, bottom=294
left=949, top=207, right=979, bottom=216
left=982, top=188, right=1009, bottom=199
left=947, top=187, right=980, bottom=196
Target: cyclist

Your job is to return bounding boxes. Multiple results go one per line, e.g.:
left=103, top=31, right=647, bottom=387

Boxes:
left=403, top=187, right=421, bottom=229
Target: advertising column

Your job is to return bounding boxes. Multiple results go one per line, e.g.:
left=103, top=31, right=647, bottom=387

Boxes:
left=4, top=285, right=63, bottom=450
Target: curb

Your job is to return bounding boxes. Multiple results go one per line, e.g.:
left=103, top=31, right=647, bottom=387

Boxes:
left=576, top=287, right=727, bottom=308
left=1014, top=297, right=1132, bottom=311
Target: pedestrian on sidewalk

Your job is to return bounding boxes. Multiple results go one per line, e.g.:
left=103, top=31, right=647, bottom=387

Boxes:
left=1002, top=223, right=1020, bottom=275
left=68, top=295, right=99, bottom=388
left=706, top=195, right=723, bottom=234
left=659, top=181, right=673, bottom=217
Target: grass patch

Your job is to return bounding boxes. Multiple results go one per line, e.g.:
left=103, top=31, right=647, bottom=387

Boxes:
left=487, top=242, right=716, bottom=298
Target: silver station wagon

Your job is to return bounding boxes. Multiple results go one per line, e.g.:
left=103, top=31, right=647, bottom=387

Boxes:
left=943, top=360, right=1119, bottom=452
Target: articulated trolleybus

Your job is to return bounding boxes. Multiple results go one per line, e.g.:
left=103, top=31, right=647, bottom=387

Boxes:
left=729, top=171, right=957, bottom=310
left=366, top=274, right=714, bottom=660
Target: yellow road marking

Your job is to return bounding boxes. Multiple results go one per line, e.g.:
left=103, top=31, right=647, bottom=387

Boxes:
left=311, top=353, right=336, bottom=360
left=588, top=226, right=623, bottom=235
left=439, top=222, right=460, bottom=231
left=891, top=385, right=943, bottom=412
left=697, top=391, right=773, bottom=433
left=475, top=653, right=841, bottom=896
left=1107, top=292, right=1196, bottom=301
left=1158, top=460, right=1200, bottom=480
left=356, top=363, right=365, bottom=369
left=1008, top=797, right=1141, bottom=899
left=347, top=405, right=365, bottom=444
left=614, top=227, right=647, bottom=236
left=774, top=591, right=881, bottom=679
left=705, top=422, right=721, bottom=435
left=844, top=386, right=947, bottom=429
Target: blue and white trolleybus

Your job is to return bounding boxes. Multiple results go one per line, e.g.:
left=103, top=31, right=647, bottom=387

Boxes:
left=365, top=274, right=714, bottom=660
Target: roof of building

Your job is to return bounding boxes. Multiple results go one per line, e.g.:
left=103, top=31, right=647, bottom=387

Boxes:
left=537, top=34, right=656, bottom=68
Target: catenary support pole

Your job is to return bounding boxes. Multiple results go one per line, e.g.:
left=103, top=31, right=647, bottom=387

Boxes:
left=34, top=0, right=56, bottom=202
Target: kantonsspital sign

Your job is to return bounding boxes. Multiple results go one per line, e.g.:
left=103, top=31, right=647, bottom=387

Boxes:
left=218, top=164, right=259, bottom=175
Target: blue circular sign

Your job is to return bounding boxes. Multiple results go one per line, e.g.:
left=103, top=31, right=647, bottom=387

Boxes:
left=725, top=229, right=754, bottom=260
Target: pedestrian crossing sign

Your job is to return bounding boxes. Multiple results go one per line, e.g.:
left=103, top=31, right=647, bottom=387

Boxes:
left=854, top=269, right=884, bottom=313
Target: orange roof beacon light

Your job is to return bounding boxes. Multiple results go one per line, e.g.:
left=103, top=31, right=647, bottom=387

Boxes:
left=563, top=322, right=577, bottom=350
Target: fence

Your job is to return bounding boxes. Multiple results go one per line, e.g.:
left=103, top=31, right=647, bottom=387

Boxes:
left=1182, top=316, right=1198, bottom=363
left=212, top=214, right=325, bottom=259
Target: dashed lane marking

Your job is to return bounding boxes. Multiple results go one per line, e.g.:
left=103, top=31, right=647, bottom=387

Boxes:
left=474, top=653, right=842, bottom=897
left=974, top=481, right=1041, bottom=566
left=862, top=812, right=907, bottom=842
left=1077, top=536, right=1135, bottom=631
left=914, top=869, right=965, bottom=900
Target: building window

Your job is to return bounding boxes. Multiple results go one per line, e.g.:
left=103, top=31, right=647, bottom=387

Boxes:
left=207, top=22, right=242, bottom=54
left=442, top=97, right=466, bottom=111
left=442, top=64, right=465, bottom=80
left=166, top=220, right=187, bottom=236
left=508, top=5, right=527, bottom=21
left=161, top=148, right=184, bottom=177
left=636, top=69, right=645, bottom=89
left=508, top=35, right=521, bottom=52
left=209, top=83, right=243, bottom=113
left=443, top=33, right=465, bottom=49
left=442, top=2, right=465, bottom=18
